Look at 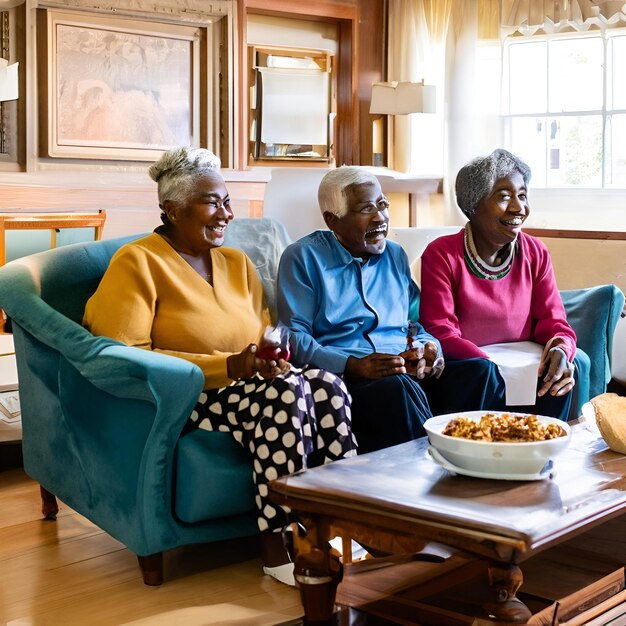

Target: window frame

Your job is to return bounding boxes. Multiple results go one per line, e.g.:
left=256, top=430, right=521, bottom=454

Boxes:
left=502, top=28, right=626, bottom=190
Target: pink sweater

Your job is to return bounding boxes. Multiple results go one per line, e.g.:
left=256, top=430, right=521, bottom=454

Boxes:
left=419, top=230, right=577, bottom=361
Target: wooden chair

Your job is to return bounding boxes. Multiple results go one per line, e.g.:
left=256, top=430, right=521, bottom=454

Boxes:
left=0, top=210, right=106, bottom=330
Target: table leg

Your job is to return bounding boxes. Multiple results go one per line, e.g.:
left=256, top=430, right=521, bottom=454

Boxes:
left=483, top=563, right=532, bottom=623
left=290, top=521, right=343, bottom=623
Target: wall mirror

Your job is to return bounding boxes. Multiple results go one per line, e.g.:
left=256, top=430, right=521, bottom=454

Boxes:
left=249, top=45, right=334, bottom=163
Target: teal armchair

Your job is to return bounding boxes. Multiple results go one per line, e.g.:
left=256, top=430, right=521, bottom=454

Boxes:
left=0, top=217, right=290, bottom=585
left=0, top=215, right=620, bottom=587
left=561, top=284, right=625, bottom=412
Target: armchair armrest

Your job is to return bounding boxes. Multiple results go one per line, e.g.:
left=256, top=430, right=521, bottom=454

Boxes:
left=0, top=257, right=205, bottom=554
left=561, top=284, right=625, bottom=399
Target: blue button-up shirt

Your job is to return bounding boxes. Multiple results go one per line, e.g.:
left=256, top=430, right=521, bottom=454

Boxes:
left=277, top=230, right=438, bottom=373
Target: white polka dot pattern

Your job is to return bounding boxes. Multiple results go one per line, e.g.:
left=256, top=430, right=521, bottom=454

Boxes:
left=189, top=368, right=356, bottom=534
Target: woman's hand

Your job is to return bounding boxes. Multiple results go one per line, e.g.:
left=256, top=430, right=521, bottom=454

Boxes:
left=400, top=341, right=445, bottom=380
left=227, top=344, right=291, bottom=381
left=538, top=344, right=575, bottom=398
left=345, top=353, right=407, bottom=380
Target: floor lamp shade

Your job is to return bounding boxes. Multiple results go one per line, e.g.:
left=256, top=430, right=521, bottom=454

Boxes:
left=370, top=81, right=435, bottom=115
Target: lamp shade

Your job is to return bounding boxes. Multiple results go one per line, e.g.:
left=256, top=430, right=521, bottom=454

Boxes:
left=0, top=59, right=18, bottom=102
left=370, top=81, right=435, bottom=115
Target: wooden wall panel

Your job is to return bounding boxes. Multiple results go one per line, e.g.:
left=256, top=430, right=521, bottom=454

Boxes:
left=526, top=232, right=626, bottom=294
left=0, top=178, right=268, bottom=239
left=356, top=0, right=386, bottom=166
left=241, top=0, right=383, bottom=167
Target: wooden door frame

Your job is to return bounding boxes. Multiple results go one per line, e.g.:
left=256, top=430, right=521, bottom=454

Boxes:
left=238, top=0, right=358, bottom=168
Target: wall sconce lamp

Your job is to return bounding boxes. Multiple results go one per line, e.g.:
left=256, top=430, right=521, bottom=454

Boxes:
left=369, top=80, right=435, bottom=168
left=0, top=59, right=19, bottom=102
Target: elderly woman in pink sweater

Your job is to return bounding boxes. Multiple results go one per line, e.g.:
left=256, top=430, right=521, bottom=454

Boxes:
left=419, top=149, right=578, bottom=421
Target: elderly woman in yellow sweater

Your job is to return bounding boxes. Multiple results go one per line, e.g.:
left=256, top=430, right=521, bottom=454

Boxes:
left=83, top=146, right=356, bottom=586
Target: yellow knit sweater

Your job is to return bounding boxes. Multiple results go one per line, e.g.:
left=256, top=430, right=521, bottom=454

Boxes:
left=83, top=233, right=271, bottom=389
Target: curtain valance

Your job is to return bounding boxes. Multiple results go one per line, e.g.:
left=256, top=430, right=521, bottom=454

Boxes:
left=501, top=0, right=626, bottom=34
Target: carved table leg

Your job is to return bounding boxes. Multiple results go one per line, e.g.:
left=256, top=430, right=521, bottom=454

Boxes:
left=483, top=563, right=532, bottom=623
left=290, top=521, right=343, bottom=623
left=40, top=485, right=59, bottom=520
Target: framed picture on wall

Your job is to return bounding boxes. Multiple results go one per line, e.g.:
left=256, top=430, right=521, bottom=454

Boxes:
left=38, top=9, right=202, bottom=160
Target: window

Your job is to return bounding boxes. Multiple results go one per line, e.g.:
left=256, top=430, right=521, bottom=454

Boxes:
left=503, top=30, right=626, bottom=188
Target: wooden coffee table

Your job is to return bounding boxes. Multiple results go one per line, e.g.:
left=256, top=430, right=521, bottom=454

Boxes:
left=269, top=421, right=626, bottom=624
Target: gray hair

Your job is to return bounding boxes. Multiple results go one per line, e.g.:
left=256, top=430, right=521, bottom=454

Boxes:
left=455, top=149, right=531, bottom=219
left=149, top=147, right=221, bottom=206
left=318, top=166, right=380, bottom=218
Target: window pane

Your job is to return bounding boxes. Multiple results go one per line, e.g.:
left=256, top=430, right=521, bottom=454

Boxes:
left=549, top=38, right=603, bottom=112
left=508, top=41, right=546, bottom=114
left=547, top=115, right=602, bottom=187
left=510, top=117, right=547, bottom=187
left=607, top=114, right=626, bottom=187
left=611, top=36, right=626, bottom=110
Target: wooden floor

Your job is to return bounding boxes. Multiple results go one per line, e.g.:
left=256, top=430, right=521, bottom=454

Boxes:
left=0, top=467, right=304, bottom=626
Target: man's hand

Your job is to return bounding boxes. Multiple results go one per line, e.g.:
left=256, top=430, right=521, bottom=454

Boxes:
left=227, top=344, right=291, bottom=381
left=400, top=341, right=444, bottom=379
left=345, top=353, right=407, bottom=380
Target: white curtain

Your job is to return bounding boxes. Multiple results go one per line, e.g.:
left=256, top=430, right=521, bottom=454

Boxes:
left=502, top=0, right=626, bottom=34
left=444, top=1, right=485, bottom=224
left=387, top=0, right=452, bottom=174
left=387, top=0, right=626, bottom=222
left=389, top=0, right=487, bottom=222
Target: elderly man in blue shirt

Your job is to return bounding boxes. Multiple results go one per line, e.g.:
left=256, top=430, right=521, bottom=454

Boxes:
left=277, top=166, right=503, bottom=454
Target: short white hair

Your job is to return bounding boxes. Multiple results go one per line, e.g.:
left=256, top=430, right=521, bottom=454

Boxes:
left=318, top=166, right=380, bottom=218
left=149, top=146, right=221, bottom=205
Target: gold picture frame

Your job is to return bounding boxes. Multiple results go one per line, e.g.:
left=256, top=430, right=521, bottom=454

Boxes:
left=38, top=9, right=202, bottom=160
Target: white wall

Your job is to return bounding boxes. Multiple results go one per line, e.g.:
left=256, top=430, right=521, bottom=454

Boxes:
left=262, top=168, right=328, bottom=241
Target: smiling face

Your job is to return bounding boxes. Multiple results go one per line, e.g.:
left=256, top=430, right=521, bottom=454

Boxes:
left=470, top=171, right=530, bottom=253
left=324, top=180, right=389, bottom=260
left=162, top=171, right=234, bottom=253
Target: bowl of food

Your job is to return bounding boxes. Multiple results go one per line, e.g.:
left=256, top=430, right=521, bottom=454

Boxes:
left=424, top=411, right=571, bottom=477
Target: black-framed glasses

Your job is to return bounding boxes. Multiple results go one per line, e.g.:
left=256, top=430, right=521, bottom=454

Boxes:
left=351, top=196, right=390, bottom=215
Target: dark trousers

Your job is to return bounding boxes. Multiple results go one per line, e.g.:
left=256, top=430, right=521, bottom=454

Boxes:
left=347, top=360, right=507, bottom=454
left=423, top=357, right=575, bottom=421
left=347, top=356, right=576, bottom=456
left=421, top=358, right=506, bottom=416
left=347, top=374, right=431, bottom=454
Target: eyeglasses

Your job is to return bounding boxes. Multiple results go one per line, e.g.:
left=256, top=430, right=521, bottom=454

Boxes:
left=351, top=197, right=390, bottom=215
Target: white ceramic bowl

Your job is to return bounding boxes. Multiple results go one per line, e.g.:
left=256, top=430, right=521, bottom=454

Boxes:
left=424, top=411, right=572, bottom=475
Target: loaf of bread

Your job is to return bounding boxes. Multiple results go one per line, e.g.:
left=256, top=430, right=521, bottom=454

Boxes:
left=590, top=393, right=626, bottom=454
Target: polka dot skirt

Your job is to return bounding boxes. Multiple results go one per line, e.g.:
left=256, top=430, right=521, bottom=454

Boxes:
left=189, top=367, right=357, bottom=532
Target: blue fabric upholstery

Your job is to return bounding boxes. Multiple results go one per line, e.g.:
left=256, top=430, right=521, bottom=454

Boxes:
left=561, top=284, right=625, bottom=400
left=0, top=218, right=290, bottom=562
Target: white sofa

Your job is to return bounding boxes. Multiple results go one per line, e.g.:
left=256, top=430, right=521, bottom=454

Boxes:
left=388, top=226, right=460, bottom=286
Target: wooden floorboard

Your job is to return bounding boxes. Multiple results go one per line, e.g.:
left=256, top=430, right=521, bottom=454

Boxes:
left=0, top=469, right=304, bottom=625
left=5, top=465, right=626, bottom=625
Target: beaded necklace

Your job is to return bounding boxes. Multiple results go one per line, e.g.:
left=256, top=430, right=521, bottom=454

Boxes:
left=463, top=223, right=517, bottom=280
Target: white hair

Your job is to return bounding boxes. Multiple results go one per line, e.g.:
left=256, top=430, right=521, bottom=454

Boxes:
left=149, top=147, right=221, bottom=206
left=318, top=166, right=380, bottom=218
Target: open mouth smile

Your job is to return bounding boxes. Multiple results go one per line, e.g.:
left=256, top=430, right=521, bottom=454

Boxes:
left=502, top=217, right=524, bottom=226
left=365, top=224, right=388, bottom=238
